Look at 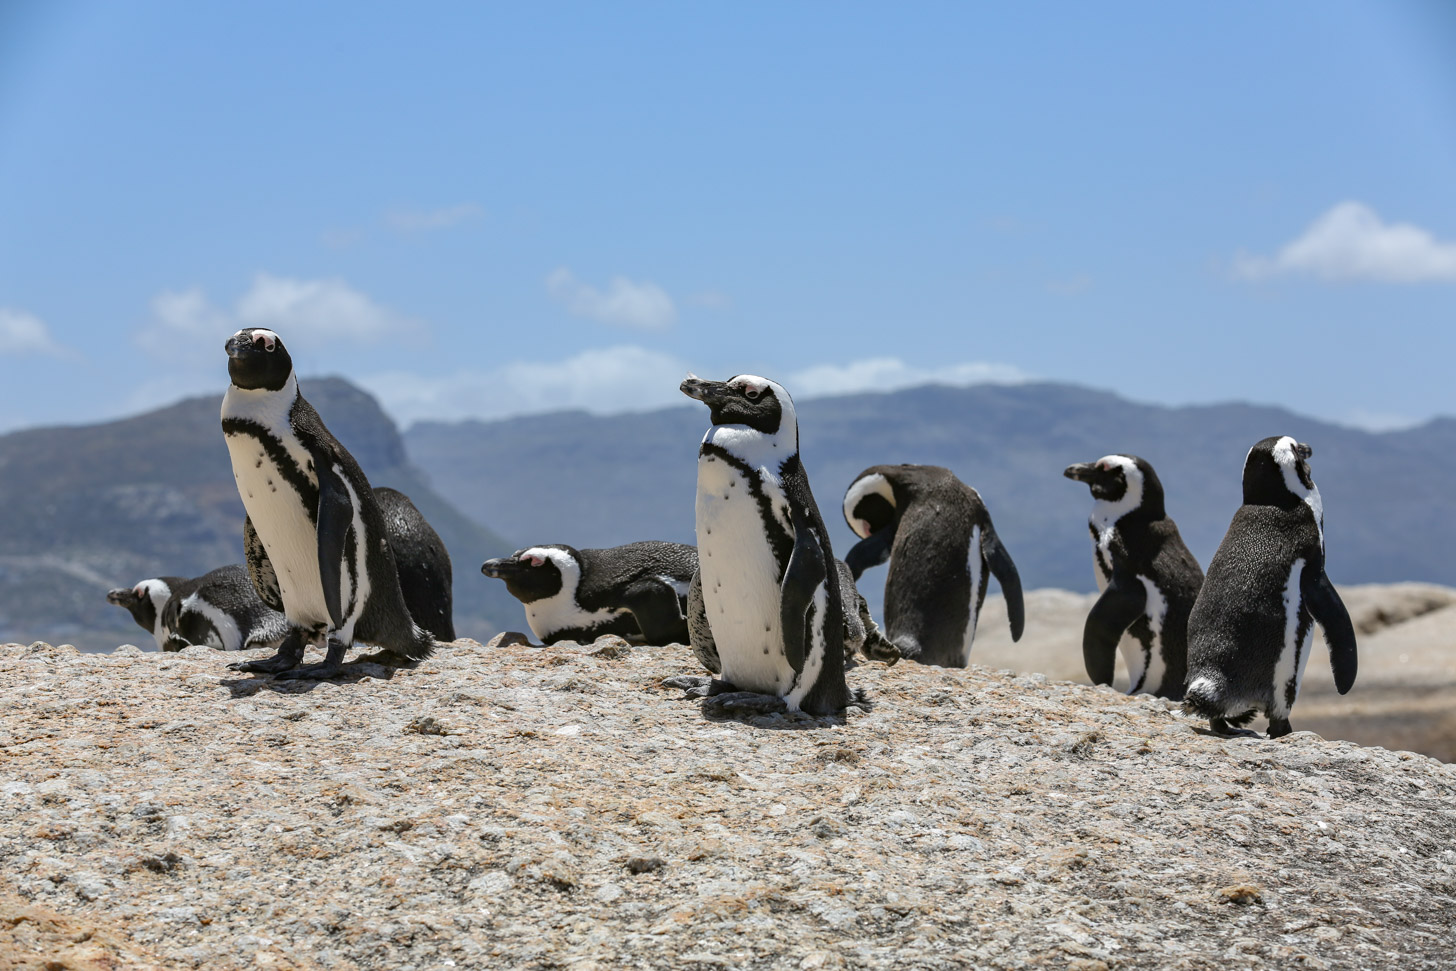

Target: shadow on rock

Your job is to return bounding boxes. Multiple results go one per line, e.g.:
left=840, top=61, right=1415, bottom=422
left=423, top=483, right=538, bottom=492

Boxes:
left=220, top=659, right=402, bottom=698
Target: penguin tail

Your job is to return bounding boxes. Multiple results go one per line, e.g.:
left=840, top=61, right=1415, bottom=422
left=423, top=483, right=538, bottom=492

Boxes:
left=1181, top=676, right=1227, bottom=720
left=392, top=624, right=436, bottom=663
left=846, top=687, right=873, bottom=713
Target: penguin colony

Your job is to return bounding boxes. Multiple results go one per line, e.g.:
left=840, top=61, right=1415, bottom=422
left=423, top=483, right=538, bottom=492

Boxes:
left=102, top=327, right=1358, bottom=738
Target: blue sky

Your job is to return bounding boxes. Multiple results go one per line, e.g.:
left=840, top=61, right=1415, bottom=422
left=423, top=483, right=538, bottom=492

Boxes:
left=2, top=1, right=1454, bottom=433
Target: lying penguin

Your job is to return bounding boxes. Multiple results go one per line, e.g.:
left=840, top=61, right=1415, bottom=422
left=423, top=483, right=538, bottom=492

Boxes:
left=1184, top=436, right=1357, bottom=738
left=842, top=464, right=1023, bottom=667
left=107, top=565, right=294, bottom=652
left=221, top=328, right=439, bottom=679
left=481, top=541, right=697, bottom=645
left=1064, top=454, right=1203, bottom=699
left=670, top=373, right=865, bottom=716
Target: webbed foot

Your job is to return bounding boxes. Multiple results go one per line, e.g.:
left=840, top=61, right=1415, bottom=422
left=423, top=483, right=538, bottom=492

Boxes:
left=228, top=649, right=303, bottom=674
left=1266, top=717, right=1293, bottom=739
left=271, top=636, right=347, bottom=681
left=1210, top=717, right=1262, bottom=738
left=703, top=691, right=790, bottom=716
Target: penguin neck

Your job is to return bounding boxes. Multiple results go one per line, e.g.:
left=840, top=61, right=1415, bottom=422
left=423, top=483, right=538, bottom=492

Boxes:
left=222, top=372, right=299, bottom=430
left=702, top=422, right=797, bottom=472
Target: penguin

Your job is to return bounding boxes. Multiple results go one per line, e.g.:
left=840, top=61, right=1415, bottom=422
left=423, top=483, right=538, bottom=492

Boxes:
left=841, top=464, right=1024, bottom=668
left=1063, top=455, right=1204, bottom=699
left=107, top=567, right=295, bottom=652
left=834, top=559, right=902, bottom=667
left=106, top=576, right=184, bottom=650
left=480, top=541, right=697, bottom=645
left=673, top=374, right=858, bottom=716
left=1183, top=436, right=1357, bottom=738
left=374, top=487, right=455, bottom=643
left=221, top=328, right=436, bottom=679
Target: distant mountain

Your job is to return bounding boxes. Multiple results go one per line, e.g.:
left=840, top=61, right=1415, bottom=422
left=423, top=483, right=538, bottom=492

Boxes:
left=0, top=378, right=521, bottom=650
left=404, top=382, right=1456, bottom=609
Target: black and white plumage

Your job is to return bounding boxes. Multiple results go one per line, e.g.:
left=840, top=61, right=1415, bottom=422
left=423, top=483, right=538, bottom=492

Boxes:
left=375, top=487, right=455, bottom=643
left=1064, top=455, right=1204, bottom=699
left=1184, top=436, right=1357, bottom=738
left=481, top=541, right=696, bottom=645
left=107, top=567, right=295, bottom=652
left=675, top=374, right=859, bottom=716
left=842, top=464, right=1023, bottom=668
left=222, top=328, right=435, bottom=679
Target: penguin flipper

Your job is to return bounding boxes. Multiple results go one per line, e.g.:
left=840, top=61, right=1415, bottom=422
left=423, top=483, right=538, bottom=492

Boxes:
left=1303, top=568, right=1357, bottom=694
left=243, top=517, right=285, bottom=614
left=780, top=513, right=828, bottom=675
left=1083, top=577, right=1146, bottom=686
left=623, top=580, right=690, bottom=646
left=312, top=457, right=353, bottom=630
left=844, top=524, right=895, bottom=580
left=686, top=570, right=721, bottom=674
left=981, top=521, right=1024, bottom=642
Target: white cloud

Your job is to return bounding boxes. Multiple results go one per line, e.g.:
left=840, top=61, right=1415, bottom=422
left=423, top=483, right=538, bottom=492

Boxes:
left=386, top=203, right=483, bottom=233
left=359, top=345, right=692, bottom=426
left=1234, top=201, right=1456, bottom=283
left=0, top=307, right=63, bottom=355
left=360, top=348, right=1031, bottom=427
left=137, top=274, right=418, bottom=362
left=787, top=357, right=1031, bottom=398
left=546, top=267, right=677, bottom=330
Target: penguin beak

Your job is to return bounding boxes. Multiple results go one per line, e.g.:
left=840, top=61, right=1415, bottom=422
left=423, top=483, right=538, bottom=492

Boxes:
left=1295, top=442, right=1313, bottom=460
left=1063, top=462, right=1097, bottom=483
left=225, top=332, right=252, bottom=359
left=481, top=557, right=517, bottom=579
left=106, top=588, right=133, bottom=606
left=680, top=377, right=729, bottom=402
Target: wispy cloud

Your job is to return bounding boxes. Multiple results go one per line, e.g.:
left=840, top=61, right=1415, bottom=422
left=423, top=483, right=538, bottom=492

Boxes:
left=1234, top=201, right=1456, bottom=283
left=385, top=203, right=483, bottom=234
left=137, top=274, right=419, bottom=362
left=0, top=307, right=64, bottom=356
left=360, top=348, right=1030, bottom=426
left=546, top=268, right=678, bottom=330
left=787, top=357, right=1031, bottom=398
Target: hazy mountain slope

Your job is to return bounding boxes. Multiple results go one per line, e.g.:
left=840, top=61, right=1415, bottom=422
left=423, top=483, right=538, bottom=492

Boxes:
left=0, top=378, right=520, bottom=649
left=405, top=381, right=1456, bottom=597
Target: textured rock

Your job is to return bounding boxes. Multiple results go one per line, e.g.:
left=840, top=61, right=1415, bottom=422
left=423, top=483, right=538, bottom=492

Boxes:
left=1, top=638, right=1454, bottom=969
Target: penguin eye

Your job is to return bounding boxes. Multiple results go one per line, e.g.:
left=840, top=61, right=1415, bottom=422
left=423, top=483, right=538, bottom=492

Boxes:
left=744, top=387, right=761, bottom=401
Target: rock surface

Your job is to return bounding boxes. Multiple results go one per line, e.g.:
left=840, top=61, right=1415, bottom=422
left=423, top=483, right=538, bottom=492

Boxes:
left=2, top=637, right=1454, bottom=969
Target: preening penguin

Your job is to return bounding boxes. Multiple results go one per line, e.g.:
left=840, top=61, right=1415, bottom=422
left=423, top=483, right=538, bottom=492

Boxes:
left=842, top=464, right=1023, bottom=668
left=481, top=541, right=696, bottom=645
left=676, top=374, right=859, bottom=716
left=222, top=328, right=436, bottom=679
left=1064, top=455, right=1203, bottom=699
left=107, top=567, right=295, bottom=652
left=1184, top=436, right=1357, bottom=738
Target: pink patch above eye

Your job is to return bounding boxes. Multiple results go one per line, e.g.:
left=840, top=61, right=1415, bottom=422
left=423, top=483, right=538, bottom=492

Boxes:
left=858, top=519, right=873, bottom=537
left=526, top=555, right=545, bottom=567
left=133, top=585, right=146, bottom=597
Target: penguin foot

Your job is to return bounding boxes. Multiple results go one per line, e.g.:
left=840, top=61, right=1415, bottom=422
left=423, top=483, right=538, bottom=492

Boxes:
left=702, top=691, right=789, bottom=716
left=662, top=675, right=740, bottom=698
left=1267, top=717, right=1293, bottom=739
left=272, top=660, right=350, bottom=681
left=1209, top=717, right=1262, bottom=738
left=228, top=651, right=303, bottom=674
left=660, top=674, right=712, bottom=692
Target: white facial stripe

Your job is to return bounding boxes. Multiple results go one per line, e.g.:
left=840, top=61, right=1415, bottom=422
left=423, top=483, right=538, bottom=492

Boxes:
left=1271, top=436, right=1323, bottom=549
left=1090, top=455, right=1144, bottom=529
left=139, top=579, right=171, bottom=647
left=520, top=547, right=581, bottom=591
left=730, top=375, right=772, bottom=395
left=842, top=473, right=895, bottom=538
left=701, top=375, right=799, bottom=464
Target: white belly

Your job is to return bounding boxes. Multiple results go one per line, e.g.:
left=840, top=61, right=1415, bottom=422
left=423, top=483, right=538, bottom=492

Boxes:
left=695, top=454, right=794, bottom=695
left=1122, top=575, right=1169, bottom=694
left=225, top=432, right=331, bottom=628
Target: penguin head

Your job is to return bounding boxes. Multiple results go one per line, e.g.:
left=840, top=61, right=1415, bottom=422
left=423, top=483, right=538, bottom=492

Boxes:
left=1064, top=455, right=1165, bottom=518
left=680, top=374, right=795, bottom=439
left=106, top=578, right=177, bottom=635
left=225, top=328, right=295, bottom=392
left=481, top=546, right=581, bottom=603
left=843, top=470, right=898, bottom=538
left=1243, top=436, right=1316, bottom=507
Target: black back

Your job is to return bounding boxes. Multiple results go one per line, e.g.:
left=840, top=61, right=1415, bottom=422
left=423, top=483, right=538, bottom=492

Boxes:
left=374, top=487, right=455, bottom=642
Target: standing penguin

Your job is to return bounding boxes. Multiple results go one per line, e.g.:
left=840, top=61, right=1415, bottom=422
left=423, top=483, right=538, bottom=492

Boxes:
left=107, top=567, right=295, bottom=652
left=1063, top=455, right=1204, bottom=698
left=221, top=328, right=435, bottom=679
left=674, top=374, right=858, bottom=715
left=841, top=464, right=1023, bottom=667
left=1184, top=436, right=1357, bottom=737
left=481, top=541, right=696, bottom=645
